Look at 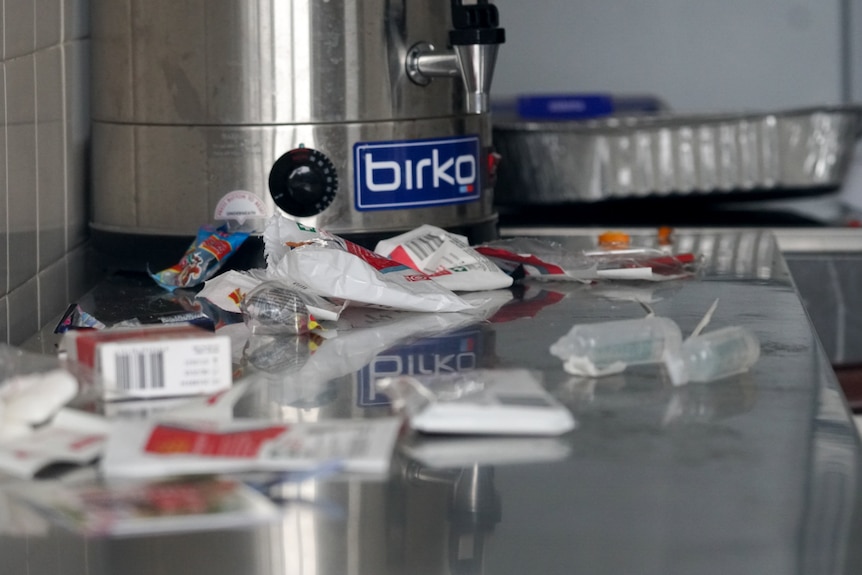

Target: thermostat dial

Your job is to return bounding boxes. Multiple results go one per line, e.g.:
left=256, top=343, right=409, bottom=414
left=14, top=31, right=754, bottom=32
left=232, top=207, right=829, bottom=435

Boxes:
left=269, top=147, right=338, bottom=218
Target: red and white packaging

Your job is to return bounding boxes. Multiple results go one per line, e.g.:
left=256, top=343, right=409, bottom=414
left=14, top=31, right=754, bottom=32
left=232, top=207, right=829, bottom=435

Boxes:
left=100, top=417, right=403, bottom=479
left=374, top=225, right=513, bottom=291
left=7, top=475, right=279, bottom=537
left=263, top=216, right=473, bottom=313
left=60, top=324, right=232, bottom=401
left=476, top=238, right=699, bottom=282
left=0, top=408, right=109, bottom=478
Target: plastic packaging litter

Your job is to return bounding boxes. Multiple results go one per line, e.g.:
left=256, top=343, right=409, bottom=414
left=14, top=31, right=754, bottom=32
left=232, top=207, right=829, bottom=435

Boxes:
left=197, top=269, right=345, bottom=322
left=374, top=225, right=513, bottom=291
left=150, top=224, right=250, bottom=291
left=1, top=370, right=78, bottom=429
left=100, top=417, right=404, bottom=478
left=240, top=281, right=310, bottom=335
left=664, top=326, right=760, bottom=386
left=54, top=304, right=106, bottom=333
left=377, top=369, right=575, bottom=436
left=263, top=216, right=473, bottom=313
left=5, top=475, right=279, bottom=537
left=0, top=408, right=109, bottom=478
left=549, top=316, right=683, bottom=377
left=476, top=237, right=699, bottom=282
left=0, top=344, right=95, bottom=439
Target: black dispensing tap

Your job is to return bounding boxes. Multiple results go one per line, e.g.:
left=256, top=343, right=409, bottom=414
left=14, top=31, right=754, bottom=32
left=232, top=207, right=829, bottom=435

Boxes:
left=406, top=0, right=506, bottom=114
left=449, top=0, right=506, bottom=47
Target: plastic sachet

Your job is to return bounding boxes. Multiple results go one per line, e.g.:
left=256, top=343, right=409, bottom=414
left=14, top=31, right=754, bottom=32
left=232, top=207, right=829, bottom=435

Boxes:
left=0, top=408, right=110, bottom=478
left=54, top=304, right=106, bottom=333
left=376, top=369, right=576, bottom=436
left=664, top=326, right=761, bottom=386
left=263, top=216, right=473, bottom=313
left=240, top=281, right=310, bottom=335
left=374, top=225, right=513, bottom=291
left=549, top=316, right=683, bottom=377
left=475, top=237, right=699, bottom=282
left=660, top=300, right=760, bottom=386
left=150, top=224, right=250, bottom=291
left=0, top=345, right=109, bottom=478
left=5, top=475, right=280, bottom=538
left=197, top=269, right=346, bottom=322
left=550, top=297, right=762, bottom=384
left=0, top=344, right=96, bottom=437
left=100, top=417, right=404, bottom=478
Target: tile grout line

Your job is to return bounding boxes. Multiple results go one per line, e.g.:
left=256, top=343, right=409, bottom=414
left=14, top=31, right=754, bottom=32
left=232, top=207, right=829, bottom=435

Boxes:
left=2, top=0, right=7, bottom=343
left=60, top=6, right=69, bottom=306
left=33, top=35, right=41, bottom=330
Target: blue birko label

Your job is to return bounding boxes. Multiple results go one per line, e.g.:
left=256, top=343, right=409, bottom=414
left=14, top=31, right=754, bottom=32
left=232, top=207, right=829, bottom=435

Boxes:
left=353, top=136, right=481, bottom=211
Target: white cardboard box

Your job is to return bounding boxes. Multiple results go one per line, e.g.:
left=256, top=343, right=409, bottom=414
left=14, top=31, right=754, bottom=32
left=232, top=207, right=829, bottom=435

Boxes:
left=61, top=324, right=232, bottom=400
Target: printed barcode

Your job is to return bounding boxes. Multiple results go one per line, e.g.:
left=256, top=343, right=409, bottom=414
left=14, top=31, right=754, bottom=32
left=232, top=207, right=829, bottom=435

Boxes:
left=407, top=235, right=443, bottom=260
left=115, top=350, right=165, bottom=391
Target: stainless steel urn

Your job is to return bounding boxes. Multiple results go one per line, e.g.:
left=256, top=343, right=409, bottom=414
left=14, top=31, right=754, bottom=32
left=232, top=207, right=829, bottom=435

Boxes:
left=90, top=0, right=505, bottom=260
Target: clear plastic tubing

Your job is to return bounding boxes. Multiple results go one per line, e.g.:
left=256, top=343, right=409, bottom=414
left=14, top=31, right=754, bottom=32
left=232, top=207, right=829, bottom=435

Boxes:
left=664, top=326, right=760, bottom=386
left=549, top=316, right=683, bottom=368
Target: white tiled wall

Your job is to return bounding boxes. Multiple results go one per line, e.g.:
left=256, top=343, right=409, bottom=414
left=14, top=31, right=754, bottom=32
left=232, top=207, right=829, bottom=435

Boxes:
left=0, top=0, right=95, bottom=345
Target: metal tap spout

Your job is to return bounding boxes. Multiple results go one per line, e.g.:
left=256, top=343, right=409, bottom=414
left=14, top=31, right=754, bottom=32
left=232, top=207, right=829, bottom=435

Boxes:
left=454, top=42, right=500, bottom=115
left=406, top=0, right=505, bottom=115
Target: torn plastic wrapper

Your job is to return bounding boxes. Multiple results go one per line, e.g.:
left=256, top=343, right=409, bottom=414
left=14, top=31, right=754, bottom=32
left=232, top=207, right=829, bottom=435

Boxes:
left=263, top=216, right=473, bottom=313
left=0, top=344, right=102, bottom=440
left=0, top=408, right=109, bottom=479
left=197, top=269, right=346, bottom=323
left=54, top=304, right=106, bottom=334
left=150, top=224, right=250, bottom=291
left=476, top=237, right=700, bottom=282
left=374, top=224, right=513, bottom=291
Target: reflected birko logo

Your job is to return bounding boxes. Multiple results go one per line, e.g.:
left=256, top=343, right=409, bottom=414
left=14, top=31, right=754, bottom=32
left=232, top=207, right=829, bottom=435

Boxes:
left=354, top=136, right=481, bottom=211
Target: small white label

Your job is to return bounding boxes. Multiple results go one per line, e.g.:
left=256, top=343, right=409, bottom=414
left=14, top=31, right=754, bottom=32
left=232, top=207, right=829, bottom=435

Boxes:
left=98, top=336, right=232, bottom=400
left=214, top=190, right=271, bottom=225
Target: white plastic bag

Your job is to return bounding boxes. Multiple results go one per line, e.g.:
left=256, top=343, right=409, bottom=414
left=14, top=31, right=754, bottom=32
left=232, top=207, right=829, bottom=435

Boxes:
left=263, top=217, right=473, bottom=313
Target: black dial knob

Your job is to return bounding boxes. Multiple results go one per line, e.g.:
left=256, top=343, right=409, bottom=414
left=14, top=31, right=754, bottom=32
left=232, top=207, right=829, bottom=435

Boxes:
left=269, top=147, right=338, bottom=218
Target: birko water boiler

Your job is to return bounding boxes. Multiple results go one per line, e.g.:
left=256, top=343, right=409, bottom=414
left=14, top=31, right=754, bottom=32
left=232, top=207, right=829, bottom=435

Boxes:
left=90, top=0, right=505, bottom=263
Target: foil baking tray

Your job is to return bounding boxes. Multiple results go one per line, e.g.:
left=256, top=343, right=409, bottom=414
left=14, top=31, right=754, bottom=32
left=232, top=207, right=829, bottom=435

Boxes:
left=493, top=106, right=862, bottom=204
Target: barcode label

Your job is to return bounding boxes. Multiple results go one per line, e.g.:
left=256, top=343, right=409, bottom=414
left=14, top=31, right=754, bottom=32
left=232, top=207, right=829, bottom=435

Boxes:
left=406, top=235, right=443, bottom=261
left=98, top=336, right=232, bottom=400
left=115, top=349, right=166, bottom=391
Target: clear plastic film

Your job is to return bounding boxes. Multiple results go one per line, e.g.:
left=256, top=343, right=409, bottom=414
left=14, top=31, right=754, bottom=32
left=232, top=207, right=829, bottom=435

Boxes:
left=0, top=344, right=100, bottom=433
left=549, top=316, right=683, bottom=377
left=476, top=237, right=700, bottom=282
left=664, top=326, right=760, bottom=386
left=240, top=281, right=310, bottom=335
